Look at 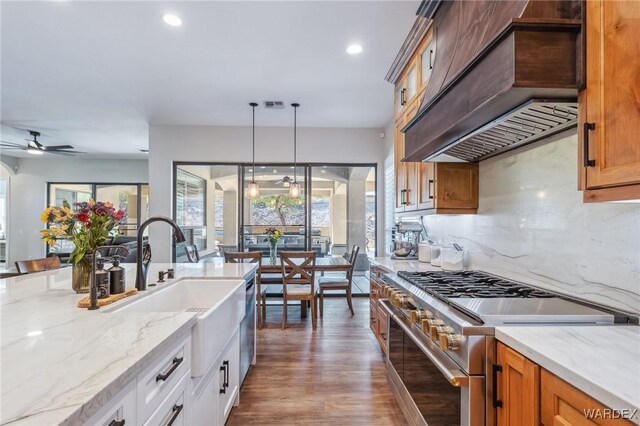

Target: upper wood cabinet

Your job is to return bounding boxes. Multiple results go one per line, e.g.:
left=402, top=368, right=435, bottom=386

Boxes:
left=579, top=0, right=640, bottom=202
left=418, top=162, right=479, bottom=213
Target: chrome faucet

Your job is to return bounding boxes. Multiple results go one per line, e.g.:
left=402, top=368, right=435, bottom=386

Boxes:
left=135, top=216, right=186, bottom=291
left=88, top=245, right=131, bottom=310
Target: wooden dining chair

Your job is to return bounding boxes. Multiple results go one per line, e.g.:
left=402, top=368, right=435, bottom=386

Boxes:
left=15, top=256, right=62, bottom=274
left=317, top=245, right=359, bottom=317
left=183, top=245, right=200, bottom=263
left=280, top=251, right=317, bottom=330
left=224, top=251, right=267, bottom=329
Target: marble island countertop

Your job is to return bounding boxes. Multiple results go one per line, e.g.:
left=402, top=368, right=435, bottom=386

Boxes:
left=369, top=257, right=442, bottom=273
left=496, top=326, right=640, bottom=423
left=0, top=261, right=257, bottom=426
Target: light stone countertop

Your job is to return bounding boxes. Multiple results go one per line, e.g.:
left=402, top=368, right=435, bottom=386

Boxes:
left=496, top=326, right=640, bottom=424
left=0, top=261, right=257, bottom=426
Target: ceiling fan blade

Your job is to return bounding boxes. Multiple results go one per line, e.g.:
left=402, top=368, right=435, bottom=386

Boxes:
left=43, top=145, right=75, bottom=151
left=0, top=141, right=26, bottom=148
left=47, top=151, right=78, bottom=156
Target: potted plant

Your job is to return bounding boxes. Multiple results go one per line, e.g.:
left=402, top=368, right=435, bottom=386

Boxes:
left=40, top=200, right=126, bottom=293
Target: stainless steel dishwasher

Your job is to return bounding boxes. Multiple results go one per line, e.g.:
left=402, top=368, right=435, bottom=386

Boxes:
left=239, top=274, right=256, bottom=385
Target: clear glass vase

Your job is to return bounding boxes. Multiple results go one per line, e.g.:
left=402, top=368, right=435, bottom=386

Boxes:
left=269, top=242, right=278, bottom=265
left=72, top=254, right=93, bottom=293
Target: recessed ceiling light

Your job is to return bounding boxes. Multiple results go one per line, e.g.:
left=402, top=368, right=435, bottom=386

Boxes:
left=346, top=44, right=363, bottom=55
left=162, top=14, right=182, bottom=27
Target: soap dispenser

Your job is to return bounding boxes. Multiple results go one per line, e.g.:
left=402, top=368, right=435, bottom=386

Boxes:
left=109, top=255, right=126, bottom=294
left=96, top=260, right=110, bottom=299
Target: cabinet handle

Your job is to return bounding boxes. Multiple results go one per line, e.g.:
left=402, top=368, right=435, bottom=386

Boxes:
left=492, top=364, right=503, bottom=408
left=583, top=122, right=596, bottom=167
left=165, top=404, right=183, bottom=426
left=223, top=360, right=230, bottom=389
left=380, top=332, right=387, bottom=339
left=219, top=363, right=227, bottom=394
left=108, top=420, right=125, bottom=426
left=428, top=179, right=434, bottom=200
left=156, top=357, right=183, bottom=382
left=429, top=49, right=434, bottom=70
left=371, top=317, right=376, bottom=323
left=400, top=88, right=407, bottom=106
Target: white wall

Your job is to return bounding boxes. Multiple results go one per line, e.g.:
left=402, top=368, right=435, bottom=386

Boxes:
left=149, top=125, right=387, bottom=262
left=417, top=132, right=640, bottom=315
left=6, top=158, right=148, bottom=263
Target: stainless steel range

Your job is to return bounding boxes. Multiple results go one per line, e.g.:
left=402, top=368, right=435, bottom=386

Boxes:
left=379, top=270, right=621, bottom=426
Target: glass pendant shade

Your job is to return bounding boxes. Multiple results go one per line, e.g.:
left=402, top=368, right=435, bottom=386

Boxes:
left=247, top=180, right=260, bottom=199
left=289, top=181, right=301, bottom=198
left=283, top=180, right=291, bottom=188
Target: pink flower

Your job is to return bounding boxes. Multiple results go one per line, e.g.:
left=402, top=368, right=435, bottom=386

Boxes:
left=114, top=210, right=126, bottom=221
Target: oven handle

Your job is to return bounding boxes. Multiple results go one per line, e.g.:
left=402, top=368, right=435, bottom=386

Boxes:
left=379, top=299, right=469, bottom=387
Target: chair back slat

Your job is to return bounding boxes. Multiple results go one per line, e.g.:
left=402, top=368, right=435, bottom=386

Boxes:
left=280, top=251, right=316, bottom=295
left=347, top=245, right=360, bottom=280
left=15, top=256, right=62, bottom=274
left=184, top=245, right=200, bottom=263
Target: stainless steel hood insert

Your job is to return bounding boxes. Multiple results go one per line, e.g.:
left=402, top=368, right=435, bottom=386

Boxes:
left=425, top=100, right=578, bottom=162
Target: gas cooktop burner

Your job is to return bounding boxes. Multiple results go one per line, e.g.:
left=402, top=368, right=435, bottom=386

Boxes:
left=397, top=270, right=557, bottom=300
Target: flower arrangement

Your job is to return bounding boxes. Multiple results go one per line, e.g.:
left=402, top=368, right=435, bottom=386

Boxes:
left=40, top=200, right=126, bottom=265
left=265, top=227, right=283, bottom=246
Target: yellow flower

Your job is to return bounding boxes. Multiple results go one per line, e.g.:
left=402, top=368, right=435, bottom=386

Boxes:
left=88, top=199, right=95, bottom=206
left=40, top=207, right=52, bottom=223
left=104, top=201, right=113, bottom=208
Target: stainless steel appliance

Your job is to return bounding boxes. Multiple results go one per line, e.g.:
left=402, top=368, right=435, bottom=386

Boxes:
left=380, top=270, right=623, bottom=426
left=239, top=274, right=256, bottom=385
left=391, top=222, right=425, bottom=259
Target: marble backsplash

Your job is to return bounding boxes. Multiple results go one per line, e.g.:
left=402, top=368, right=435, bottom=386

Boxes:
left=420, top=132, right=640, bottom=315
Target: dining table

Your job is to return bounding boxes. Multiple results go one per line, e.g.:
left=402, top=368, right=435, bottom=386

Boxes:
left=259, top=256, right=351, bottom=274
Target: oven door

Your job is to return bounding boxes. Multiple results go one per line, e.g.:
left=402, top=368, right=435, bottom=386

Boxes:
left=382, top=300, right=484, bottom=426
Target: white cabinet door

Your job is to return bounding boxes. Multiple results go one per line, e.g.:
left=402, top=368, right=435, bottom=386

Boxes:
left=218, top=331, right=240, bottom=426
left=83, top=380, right=136, bottom=426
left=191, top=361, right=221, bottom=425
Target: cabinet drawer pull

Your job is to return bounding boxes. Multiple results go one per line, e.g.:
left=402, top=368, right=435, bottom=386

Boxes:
left=220, top=363, right=227, bottom=394
left=583, top=122, right=596, bottom=167
left=400, top=88, right=407, bottom=106
left=165, top=404, right=183, bottom=426
left=223, top=360, right=230, bottom=389
left=108, top=419, right=125, bottom=426
left=429, top=49, right=434, bottom=70
left=428, top=179, right=434, bottom=200
left=492, top=364, right=503, bottom=408
left=156, top=356, right=183, bottom=382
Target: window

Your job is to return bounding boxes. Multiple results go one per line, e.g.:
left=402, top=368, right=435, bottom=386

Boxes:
left=176, top=170, right=206, bottom=227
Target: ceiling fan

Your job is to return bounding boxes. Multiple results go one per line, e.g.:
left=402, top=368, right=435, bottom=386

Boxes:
left=0, top=130, right=86, bottom=156
left=276, top=175, right=292, bottom=187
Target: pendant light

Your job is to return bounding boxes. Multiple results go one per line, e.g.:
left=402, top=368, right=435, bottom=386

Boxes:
left=247, top=102, right=260, bottom=199
left=289, top=103, right=301, bottom=198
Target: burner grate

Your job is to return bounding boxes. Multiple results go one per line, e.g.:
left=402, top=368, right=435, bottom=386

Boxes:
left=397, top=270, right=556, bottom=301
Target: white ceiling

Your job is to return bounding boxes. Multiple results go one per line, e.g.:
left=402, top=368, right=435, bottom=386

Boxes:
left=0, top=0, right=419, bottom=157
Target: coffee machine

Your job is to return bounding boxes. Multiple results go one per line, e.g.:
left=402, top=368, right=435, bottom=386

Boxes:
left=391, top=221, right=425, bottom=259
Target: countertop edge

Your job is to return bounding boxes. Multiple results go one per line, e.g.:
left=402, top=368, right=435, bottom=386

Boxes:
left=495, top=328, right=640, bottom=421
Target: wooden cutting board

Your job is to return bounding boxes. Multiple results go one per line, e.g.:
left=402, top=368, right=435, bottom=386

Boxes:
left=77, top=288, right=138, bottom=308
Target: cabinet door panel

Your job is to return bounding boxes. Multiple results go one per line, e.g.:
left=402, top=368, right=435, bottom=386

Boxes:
left=395, top=116, right=407, bottom=211
left=418, top=162, right=435, bottom=210
left=434, top=163, right=479, bottom=210
left=496, top=342, right=539, bottom=426
left=583, top=0, right=640, bottom=189
left=541, top=369, right=633, bottom=426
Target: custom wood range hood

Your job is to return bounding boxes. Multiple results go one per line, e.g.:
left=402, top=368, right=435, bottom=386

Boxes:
left=399, top=0, right=584, bottom=163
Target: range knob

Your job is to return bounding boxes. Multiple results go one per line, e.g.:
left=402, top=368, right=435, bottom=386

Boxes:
left=431, top=325, right=454, bottom=341
left=410, top=309, right=434, bottom=324
left=439, top=332, right=464, bottom=351
left=421, top=318, right=443, bottom=334
left=392, top=295, right=411, bottom=309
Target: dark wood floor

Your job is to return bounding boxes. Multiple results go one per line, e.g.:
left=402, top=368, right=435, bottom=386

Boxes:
left=227, top=298, right=408, bottom=426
